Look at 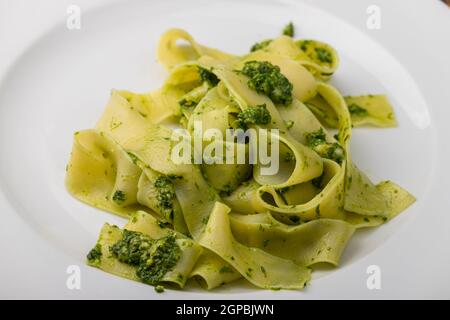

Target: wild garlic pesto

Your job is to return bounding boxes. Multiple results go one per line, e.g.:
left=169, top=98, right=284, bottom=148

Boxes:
left=239, top=61, right=293, bottom=105
left=110, top=229, right=181, bottom=285
left=236, top=104, right=271, bottom=129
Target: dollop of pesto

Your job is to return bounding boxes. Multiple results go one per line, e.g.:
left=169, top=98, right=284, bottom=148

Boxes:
left=110, top=229, right=153, bottom=265
left=240, top=61, right=293, bottom=105
left=112, top=190, right=126, bottom=204
left=236, top=104, right=271, bottom=129
left=87, top=243, right=102, bottom=265
left=198, top=67, right=219, bottom=87
left=154, top=175, right=181, bottom=220
left=136, top=234, right=181, bottom=285
left=305, top=128, right=345, bottom=164
left=282, top=22, right=294, bottom=37
left=348, top=103, right=368, bottom=117
left=110, top=230, right=181, bottom=286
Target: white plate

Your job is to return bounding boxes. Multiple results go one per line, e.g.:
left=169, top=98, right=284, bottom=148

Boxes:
left=0, top=0, right=449, bottom=299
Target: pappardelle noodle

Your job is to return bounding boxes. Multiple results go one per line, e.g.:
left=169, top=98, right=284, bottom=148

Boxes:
left=66, top=23, right=415, bottom=292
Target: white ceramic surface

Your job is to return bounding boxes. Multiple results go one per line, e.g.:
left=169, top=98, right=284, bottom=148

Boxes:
left=0, top=0, right=449, bottom=299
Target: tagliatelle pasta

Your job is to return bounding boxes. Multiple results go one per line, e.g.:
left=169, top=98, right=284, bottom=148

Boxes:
left=66, top=23, right=415, bottom=292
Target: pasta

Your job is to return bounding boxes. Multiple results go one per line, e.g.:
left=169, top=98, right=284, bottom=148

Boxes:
left=66, top=23, right=415, bottom=292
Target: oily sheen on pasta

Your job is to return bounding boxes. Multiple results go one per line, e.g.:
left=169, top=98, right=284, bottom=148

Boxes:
left=66, top=24, right=415, bottom=292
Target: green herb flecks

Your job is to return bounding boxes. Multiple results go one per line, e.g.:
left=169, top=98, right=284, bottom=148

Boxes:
left=154, top=175, right=181, bottom=221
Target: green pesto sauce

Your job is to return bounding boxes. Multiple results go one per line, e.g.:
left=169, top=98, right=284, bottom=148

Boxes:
left=110, top=229, right=181, bottom=286
left=348, top=103, right=369, bottom=117
left=305, top=128, right=345, bottom=164
left=154, top=175, right=181, bottom=220
left=198, top=67, right=219, bottom=87
left=298, top=40, right=311, bottom=52
left=137, top=235, right=181, bottom=286
left=110, top=229, right=154, bottom=265
left=315, top=48, right=333, bottom=64
left=87, top=243, right=102, bottom=265
left=112, top=190, right=126, bottom=204
left=239, top=61, right=293, bottom=105
left=236, top=104, right=271, bottom=129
